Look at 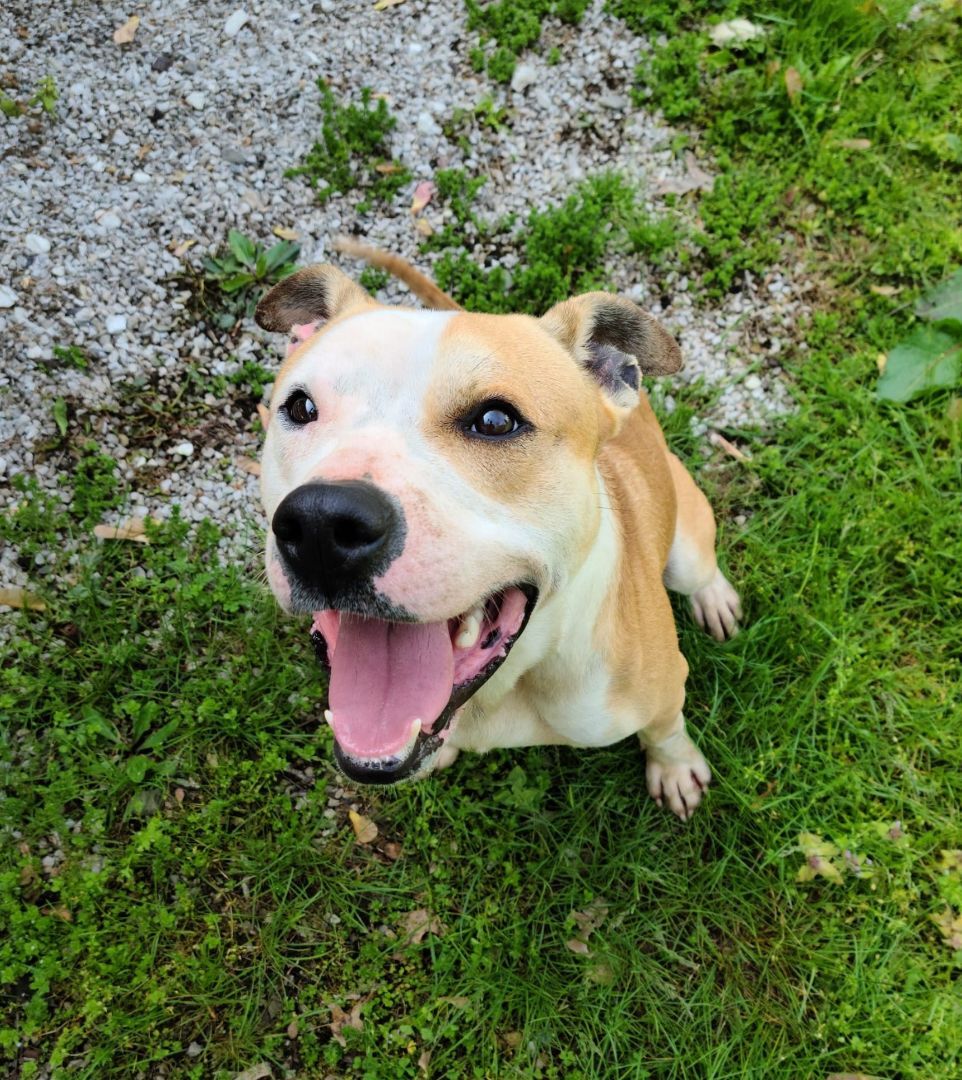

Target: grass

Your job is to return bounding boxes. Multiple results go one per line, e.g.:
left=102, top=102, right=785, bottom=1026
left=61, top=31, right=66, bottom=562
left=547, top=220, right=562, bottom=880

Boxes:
left=3, top=2, right=962, bottom=1077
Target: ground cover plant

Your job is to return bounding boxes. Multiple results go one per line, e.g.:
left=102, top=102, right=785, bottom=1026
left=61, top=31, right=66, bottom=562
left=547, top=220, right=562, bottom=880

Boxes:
left=2, top=2, right=962, bottom=1077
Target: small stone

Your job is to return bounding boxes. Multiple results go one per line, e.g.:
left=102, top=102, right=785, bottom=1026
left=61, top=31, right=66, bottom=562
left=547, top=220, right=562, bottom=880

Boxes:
left=25, top=233, right=51, bottom=255
left=0, top=285, right=17, bottom=308
left=186, top=1041, right=203, bottom=1058
left=598, top=93, right=628, bottom=110
left=416, top=111, right=441, bottom=136
left=106, top=314, right=127, bottom=334
left=112, top=129, right=130, bottom=146
left=185, top=91, right=206, bottom=110
left=510, top=62, right=538, bottom=93
left=224, top=10, right=249, bottom=37
left=132, top=170, right=151, bottom=183
left=222, top=147, right=251, bottom=164
left=171, top=441, right=194, bottom=457
left=98, top=211, right=122, bottom=230
left=152, top=53, right=175, bottom=73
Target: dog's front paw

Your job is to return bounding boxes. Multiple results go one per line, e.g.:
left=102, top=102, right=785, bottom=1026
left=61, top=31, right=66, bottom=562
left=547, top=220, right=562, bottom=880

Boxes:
left=645, top=733, right=711, bottom=821
left=690, top=569, right=742, bottom=642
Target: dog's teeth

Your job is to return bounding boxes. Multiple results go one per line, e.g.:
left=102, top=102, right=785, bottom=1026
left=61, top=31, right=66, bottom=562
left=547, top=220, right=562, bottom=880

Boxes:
left=455, top=606, right=483, bottom=649
left=324, top=709, right=334, bottom=728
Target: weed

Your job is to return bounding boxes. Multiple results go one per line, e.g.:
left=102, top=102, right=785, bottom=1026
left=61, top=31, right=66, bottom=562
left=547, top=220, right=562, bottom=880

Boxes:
left=358, top=266, right=391, bottom=294
left=51, top=345, right=89, bottom=371
left=181, top=230, right=299, bottom=330
left=0, top=74, right=58, bottom=120
left=466, top=0, right=591, bottom=82
left=286, top=83, right=410, bottom=205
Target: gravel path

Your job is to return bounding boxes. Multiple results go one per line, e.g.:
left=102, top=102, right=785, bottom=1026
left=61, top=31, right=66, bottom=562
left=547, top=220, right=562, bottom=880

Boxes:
left=0, top=0, right=805, bottom=603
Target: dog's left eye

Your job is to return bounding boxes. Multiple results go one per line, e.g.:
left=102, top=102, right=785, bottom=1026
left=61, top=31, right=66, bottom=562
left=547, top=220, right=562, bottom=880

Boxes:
left=464, top=400, right=528, bottom=440
left=283, top=391, right=318, bottom=426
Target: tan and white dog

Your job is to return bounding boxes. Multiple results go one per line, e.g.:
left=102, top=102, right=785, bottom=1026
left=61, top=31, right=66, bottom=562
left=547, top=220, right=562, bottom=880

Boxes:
left=254, top=243, right=741, bottom=819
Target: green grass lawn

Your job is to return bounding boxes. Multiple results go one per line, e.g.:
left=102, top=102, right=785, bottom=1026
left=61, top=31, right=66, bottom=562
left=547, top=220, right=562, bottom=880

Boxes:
left=3, top=3, right=962, bottom=1077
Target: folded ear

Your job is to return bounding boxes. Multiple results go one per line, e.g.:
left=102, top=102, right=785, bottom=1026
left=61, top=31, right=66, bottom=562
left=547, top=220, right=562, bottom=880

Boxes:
left=254, top=264, right=374, bottom=334
left=539, top=292, right=682, bottom=412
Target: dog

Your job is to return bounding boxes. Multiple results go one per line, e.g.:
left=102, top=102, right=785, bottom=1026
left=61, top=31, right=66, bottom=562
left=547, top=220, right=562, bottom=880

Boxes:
left=253, top=240, right=741, bottom=820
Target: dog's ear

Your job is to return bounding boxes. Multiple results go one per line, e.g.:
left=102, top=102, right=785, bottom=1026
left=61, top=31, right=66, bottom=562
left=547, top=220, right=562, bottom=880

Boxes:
left=539, top=292, right=682, bottom=411
left=255, top=264, right=373, bottom=334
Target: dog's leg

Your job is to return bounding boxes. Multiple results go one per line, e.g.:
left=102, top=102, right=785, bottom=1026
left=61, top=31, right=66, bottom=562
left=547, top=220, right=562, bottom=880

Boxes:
left=639, top=711, right=711, bottom=821
left=662, top=453, right=742, bottom=641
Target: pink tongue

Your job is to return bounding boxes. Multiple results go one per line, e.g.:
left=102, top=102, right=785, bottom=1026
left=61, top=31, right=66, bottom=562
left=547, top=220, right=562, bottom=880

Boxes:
left=328, top=616, right=455, bottom=758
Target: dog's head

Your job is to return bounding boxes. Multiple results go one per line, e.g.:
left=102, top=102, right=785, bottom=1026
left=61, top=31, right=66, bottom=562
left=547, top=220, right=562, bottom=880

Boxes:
left=255, top=264, right=681, bottom=783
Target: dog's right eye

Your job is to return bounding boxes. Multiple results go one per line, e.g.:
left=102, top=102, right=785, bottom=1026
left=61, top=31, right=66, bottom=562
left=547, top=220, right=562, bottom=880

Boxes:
left=283, top=391, right=318, bottom=426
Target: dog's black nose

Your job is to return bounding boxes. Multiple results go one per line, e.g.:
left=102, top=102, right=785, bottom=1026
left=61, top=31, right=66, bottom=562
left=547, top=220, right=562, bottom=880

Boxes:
left=272, top=481, right=401, bottom=595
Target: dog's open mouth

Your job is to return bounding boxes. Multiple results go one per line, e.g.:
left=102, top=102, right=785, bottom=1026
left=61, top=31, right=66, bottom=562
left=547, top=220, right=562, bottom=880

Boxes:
left=309, top=584, right=538, bottom=784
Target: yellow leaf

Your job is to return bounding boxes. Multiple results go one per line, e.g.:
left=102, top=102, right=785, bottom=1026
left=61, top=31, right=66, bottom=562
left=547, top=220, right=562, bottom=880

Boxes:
left=931, top=907, right=962, bottom=950
left=374, top=0, right=407, bottom=8
left=348, top=809, right=378, bottom=844
left=415, top=217, right=434, bottom=238
left=272, top=226, right=299, bottom=241
left=784, top=67, right=803, bottom=103
left=113, top=15, right=140, bottom=44
left=0, top=586, right=46, bottom=612
left=869, top=284, right=900, bottom=297
left=837, top=138, right=872, bottom=150
left=93, top=517, right=156, bottom=544
left=375, top=161, right=403, bottom=175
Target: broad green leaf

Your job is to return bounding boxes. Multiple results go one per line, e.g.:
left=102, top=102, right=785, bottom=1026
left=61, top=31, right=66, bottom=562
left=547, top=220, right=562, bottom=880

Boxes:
left=262, top=240, right=300, bottom=274
left=877, top=324, right=962, bottom=402
left=125, top=754, right=151, bottom=784
left=915, top=267, right=962, bottom=323
left=227, top=229, right=256, bottom=266
left=220, top=273, right=254, bottom=293
left=140, top=718, right=180, bottom=751
left=53, top=397, right=68, bottom=436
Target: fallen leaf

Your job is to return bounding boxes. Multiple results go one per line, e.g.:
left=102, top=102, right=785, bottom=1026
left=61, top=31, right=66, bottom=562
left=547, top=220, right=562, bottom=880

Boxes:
left=272, top=225, right=299, bottom=241
left=41, top=905, right=73, bottom=922
left=374, top=0, right=407, bottom=8
left=136, top=142, right=154, bottom=160
left=784, top=67, right=803, bottom=104
left=232, top=1066, right=272, bottom=1080
left=375, top=161, right=404, bottom=175
left=236, top=455, right=262, bottom=477
left=19, top=863, right=38, bottom=886
left=93, top=517, right=156, bottom=544
left=947, top=397, right=962, bottom=422
left=654, top=151, right=714, bottom=197
left=570, top=897, right=609, bottom=941
left=381, top=840, right=402, bottom=860
left=437, top=995, right=470, bottom=1008
left=836, top=138, right=872, bottom=150
left=286, top=1018, right=299, bottom=1039
left=709, top=431, right=751, bottom=462
left=876, top=352, right=887, bottom=374
left=418, top=1049, right=431, bottom=1073
left=565, top=938, right=590, bottom=954
left=877, top=325, right=962, bottom=403
left=938, top=850, right=962, bottom=872
left=400, top=908, right=445, bottom=944
left=329, top=1002, right=363, bottom=1047
left=410, top=180, right=436, bottom=215
left=708, top=18, right=766, bottom=48
left=348, top=809, right=378, bottom=844
left=0, top=586, right=46, bottom=612
left=869, top=284, right=901, bottom=297
left=112, top=15, right=140, bottom=44
left=415, top=217, right=434, bottom=238
left=502, top=1031, right=523, bottom=1049
left=171, top=238, right=196, bottom=258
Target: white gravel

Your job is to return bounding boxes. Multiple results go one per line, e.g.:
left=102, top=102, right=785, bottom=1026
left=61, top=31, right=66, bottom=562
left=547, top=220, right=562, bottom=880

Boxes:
left=0, top=0, right=805, bottom=606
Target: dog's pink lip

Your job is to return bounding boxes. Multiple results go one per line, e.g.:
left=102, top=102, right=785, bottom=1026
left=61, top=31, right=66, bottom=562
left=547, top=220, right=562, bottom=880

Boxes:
left=309, top=586, right=532, bottom=760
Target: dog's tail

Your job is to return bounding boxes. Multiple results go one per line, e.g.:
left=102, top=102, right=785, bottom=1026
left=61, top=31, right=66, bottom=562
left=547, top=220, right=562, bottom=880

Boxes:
left=333, top=235, right=463, bottom=312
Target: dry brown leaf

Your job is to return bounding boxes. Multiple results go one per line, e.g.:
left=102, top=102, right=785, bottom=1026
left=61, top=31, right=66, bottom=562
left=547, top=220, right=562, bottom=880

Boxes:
left=93, top=517, right=156, bottom=544
left=415, top=217, right=434, bottom=238
left=19, top=863, right=38, bottom=887
left=837, top=138, right=872, bottom=150
left=869, top=284, right=901, bottom=297
left=437, top=995, right=470, bottom=1008
left=570, top=897, right=609, bottom=940
left=232, top=1065, right=272, bottom=1080
left=381, top=840, right=402, bottom=860
left=0, top=586, right=46, bottom=612
left=410, top=180, right=436, bottom=215
left=113, top=15, right=140, bottom=44
left=502, top=1031, right=523, bottom=1049
left=272, top=225, right=299, bottom=241
left=41, top=905, right=73, bottom=922
left=136, top=142, right=154, bottom=160
left=375, top=161, right=404, bottom=175
left=932, top=907, right=962, bottom=950
left=565, top=938, right=590, bottom=955
left=709, top=431, right=751, bottom=462
left=236, top=455, right=262, bottom=477
left=286, top=1018, right=299, bottom=1039
left=784, top=67, right=803, bottom=104
left=374, top=0, right=407, bottom=9
left=400, top=908, right=445, bottom=944
left=171, top=238, right=196, bottom=258
left=417, top=1049, right=431, bottom=1074
left=349, top=809, right=378, bottom=844
left=654, top=151, right=714, bottom=197
left=329, top=1002, right=364, bottom=1047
